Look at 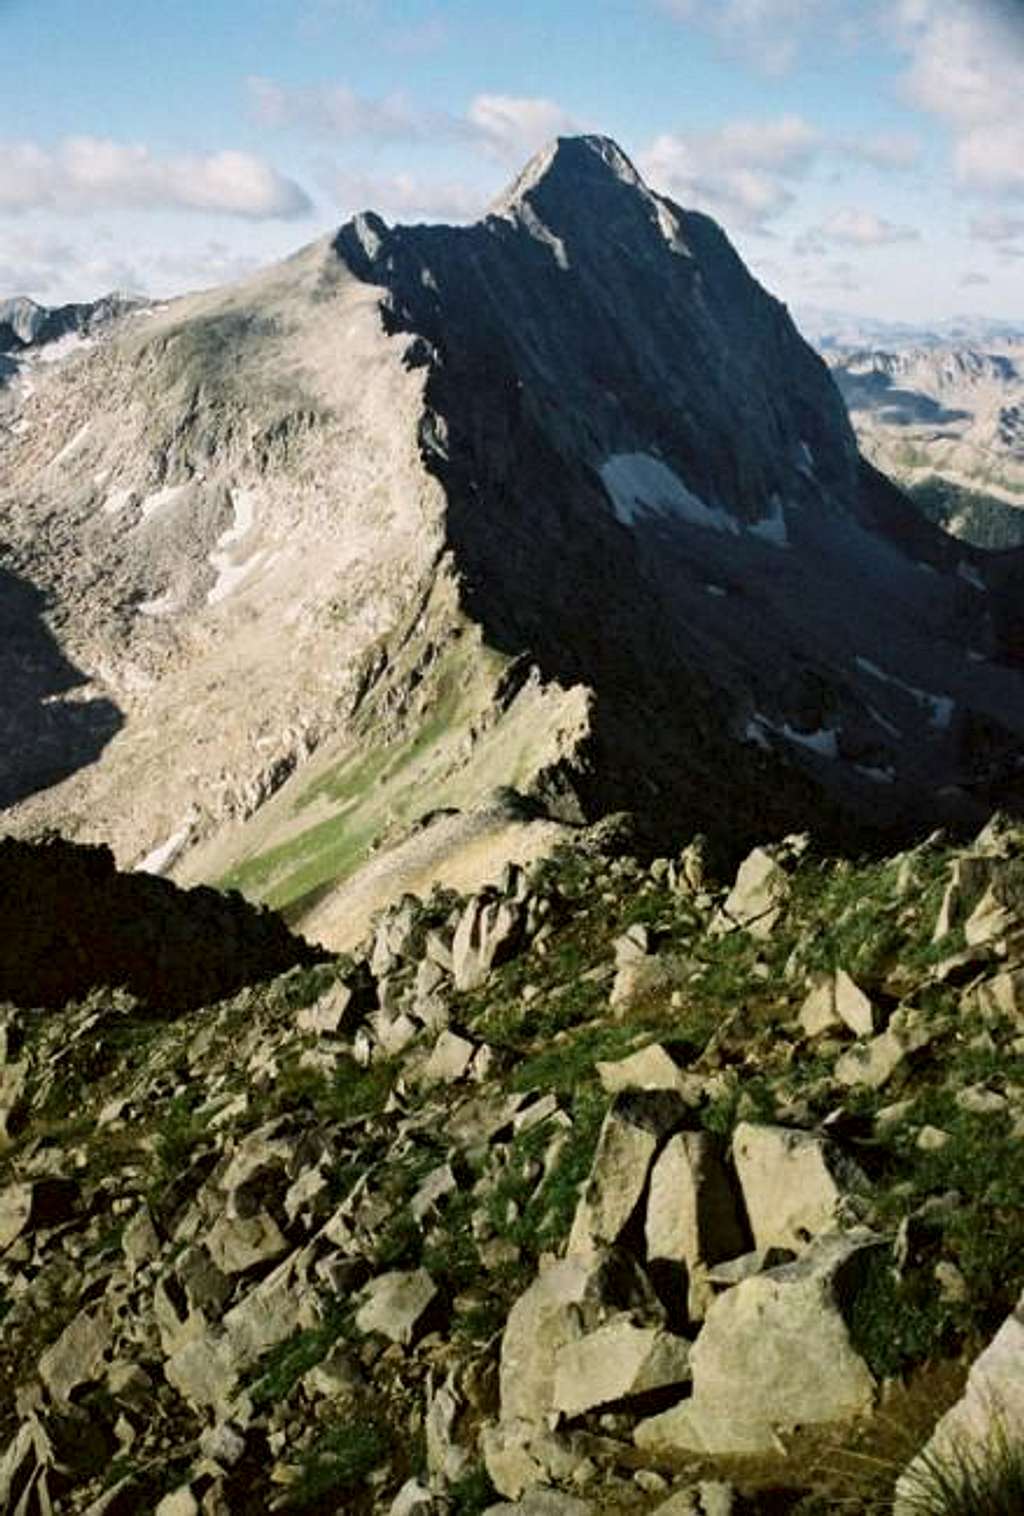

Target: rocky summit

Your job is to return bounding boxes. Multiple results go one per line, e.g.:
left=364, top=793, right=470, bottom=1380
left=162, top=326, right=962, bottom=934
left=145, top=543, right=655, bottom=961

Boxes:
left=5, top=136, right=1024, bottom=949
left=1, top=816, right=1024, bottom=1512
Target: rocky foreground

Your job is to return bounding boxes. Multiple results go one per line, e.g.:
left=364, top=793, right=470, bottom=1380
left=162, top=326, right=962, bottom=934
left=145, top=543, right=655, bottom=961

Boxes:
left=1, top=816, right=1023, bottom=1513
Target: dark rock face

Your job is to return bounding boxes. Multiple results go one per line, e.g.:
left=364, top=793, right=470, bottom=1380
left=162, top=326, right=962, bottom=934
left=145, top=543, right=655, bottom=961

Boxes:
left=0, top=835, right=325, bottom=1011
left=332, top=135, right=1024, bottom=851
left=0, top=294, right=144, bottom=355
left=0, top=566, right=123, bottom=810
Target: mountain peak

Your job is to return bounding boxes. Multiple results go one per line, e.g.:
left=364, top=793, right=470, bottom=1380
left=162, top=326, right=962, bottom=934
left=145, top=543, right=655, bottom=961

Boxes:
left=489, top=133, right=647, bottom=218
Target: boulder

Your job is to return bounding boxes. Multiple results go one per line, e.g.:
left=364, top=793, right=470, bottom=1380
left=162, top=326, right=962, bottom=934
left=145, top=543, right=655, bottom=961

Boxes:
left=964, top=967, right=1024, bottom=1026
left=0, top=1178, right=77, bottom=1252
left=356, top=1268, right=438, bottom=1345
left=595, top=1045, right=700, bottom=1101
left=423, top=1030, right=476, bottom=1085
left=634, top=1232, right=881, bottom=1456
left=651, top=1488, right=734, bottom=1516
left=567, top=1091, right=688, bottom=1258
left=452, top=895, right=522, bottom=992
left=39, top=1303, right=114, bottom=1405
left=893, top=1290, right=1024, bottom=1515
left=482, top=1494, right=594, bottom=1516
left=480, top=1420, right=585, bottom=1502
left=714, top=848, right=790, bottom=938
left=610, top=954, right=689, bottom=1014
left=205, top=1212, right=289, bottom=1276
left=799, top=971, right=876, bottom=1039
left=645, top=1131, right=747, bottom=1317
left=499, top=1250, right=660, bottom=1427
left=834, top=1007, right=934, bottom=1090
left=732, top=1123, right=864, bottom=1252
left=552, top=1316, right=691, bottom=1417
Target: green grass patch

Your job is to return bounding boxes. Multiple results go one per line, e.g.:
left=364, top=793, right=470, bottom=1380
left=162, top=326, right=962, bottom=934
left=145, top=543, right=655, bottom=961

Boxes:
left=282, top=1418, right=389, bottom=1511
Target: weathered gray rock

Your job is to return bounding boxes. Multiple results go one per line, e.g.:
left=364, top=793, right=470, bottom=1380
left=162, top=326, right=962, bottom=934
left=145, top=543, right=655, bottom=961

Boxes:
left=0, top=1417, right=60, bottom=1515
left=552, top=1316, right=691, bottom=1417
left=933, top=855, right=997, bottom=941
left=834, top=1007, right=934, bottom=1090
left=297, top=981, right=354, bottom=1035
left=390, top=1478, right=439, bottom=1516
left=732, top=1123, right=864, bottom=1252
left=650, top=1487, right=734, bottom=1516
left=894, top=1290, right=1024, bottom=1515
left=645, top=1130, right=747, bottom=1317
left=482, top=1493, right=594, bottom=1516
left=452, top=895, right=522, bottom=992
left=499, top=1250, right=660, bottom=1427
left=568, top=1091, right=687, bottom=1257
left=595, top=1044, right=699, bottom=1101
left=610, top=953, right=688, bottom=1013
left=121, top=1206, right=161, bottom=1274
left=39, top=1303, right=114, bottom=1405
left=480, top=1420, right=584, bottom=1502
left=0, top=1178, right=77, bottom=1252
left=964, top=966, right=1024, bottom=1025
left=714, top=848, right=790, bottom=938
left=426, top=1373, right=471, bottom=1483
left=356, top=1268, right=438, bottom=1345
left=799, top=970, right=876, bottom=1038
left=205, top=1212, right=289, bottom=1276
left=423, top=1030, right=476, bottom=1085
left=634, top=1232, right=881, bottom=1456
left=0, top=1061, right=28, bottom=1142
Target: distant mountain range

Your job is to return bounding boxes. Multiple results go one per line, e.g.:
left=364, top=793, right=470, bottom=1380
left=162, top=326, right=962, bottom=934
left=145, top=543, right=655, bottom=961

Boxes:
left=795, top=304, right=1024, bottom=353
left=5, top=136, right=1024, bottom=946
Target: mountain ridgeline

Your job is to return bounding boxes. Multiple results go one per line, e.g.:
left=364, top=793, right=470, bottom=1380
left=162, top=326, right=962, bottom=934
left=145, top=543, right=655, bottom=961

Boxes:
left=3, top=135, right=1024, bottom=941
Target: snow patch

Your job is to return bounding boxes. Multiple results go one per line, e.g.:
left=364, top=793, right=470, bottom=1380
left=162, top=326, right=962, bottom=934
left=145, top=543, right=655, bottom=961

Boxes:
left=51, top=422, right=91, bottom=467
left=137, top=589, right=182, bottom=618
left=34, top=331, right=93, bottom=365
left=601, top=453, right=738, bottom=532
left=103, top=487, right=134, bottom=516
left=136, top=826, right=190, bottom=876
left=856, top=657, right=955, bottom=729
left=746, top=714, right=839, bottom=759
left=796, top=440, right=816, bottom=477
left=704, top=583, right=728, bottom=597
left=207, top=487, right=261, bottom=605
left=139, top=483, right=190, bottom=522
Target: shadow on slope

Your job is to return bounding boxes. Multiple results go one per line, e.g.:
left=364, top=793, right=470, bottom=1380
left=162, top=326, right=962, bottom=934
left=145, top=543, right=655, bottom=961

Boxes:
left=0, top=564, right=124, bottom=810
left=0, top=835, right=327, bottom=1011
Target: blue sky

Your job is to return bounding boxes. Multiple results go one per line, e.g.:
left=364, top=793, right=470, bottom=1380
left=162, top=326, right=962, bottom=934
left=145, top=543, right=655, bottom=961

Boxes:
left=1, top=0, right=1022, bottom=323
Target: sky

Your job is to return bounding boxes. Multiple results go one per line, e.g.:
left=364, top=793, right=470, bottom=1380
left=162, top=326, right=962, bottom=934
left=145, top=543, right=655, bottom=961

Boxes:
left=1, top=0, right=1022, bottom=324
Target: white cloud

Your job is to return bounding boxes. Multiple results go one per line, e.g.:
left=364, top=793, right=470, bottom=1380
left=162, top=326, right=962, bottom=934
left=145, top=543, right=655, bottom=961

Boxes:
left=970, top=212, right=1024, bottom=243
left=328, top=168, right=483, bottom=222
left=0, top=137, right=311, bottom=219
left=248, top=76, right=431, bottom=141
left=815, top=207, right=920, bottom=246
left=250, top=77, right=577, bottom=162
left=639, top=114, right=818, bottom=230
left=836, top=130, right=923, bottom=170
left=466, top=95, right=579, bottom=159
left=959, top=270, right=990, bottom=287
left=890, top=0, right=1024, bottom=196
left=659, top=0, right=837, bottom=73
